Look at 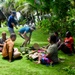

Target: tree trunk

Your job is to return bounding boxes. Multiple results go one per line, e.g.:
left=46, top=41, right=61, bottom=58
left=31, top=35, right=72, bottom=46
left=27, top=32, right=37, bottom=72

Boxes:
left=0, top=21, right=1, bottom=28
left=36, top=10, right=40, bottom=21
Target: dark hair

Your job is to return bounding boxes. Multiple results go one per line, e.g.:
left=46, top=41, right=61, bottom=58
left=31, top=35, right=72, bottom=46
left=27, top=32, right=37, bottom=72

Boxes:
left=2, top=32, right=6, bottom=35
left=50, top=35, right=57, bottom=43
left=11, top=11, right=16, bottom=15
left=10, top=33, right=16, bottom=38
left=54, top=32, right=58, bottom=36
left=66, top=31, right=71, bottom=37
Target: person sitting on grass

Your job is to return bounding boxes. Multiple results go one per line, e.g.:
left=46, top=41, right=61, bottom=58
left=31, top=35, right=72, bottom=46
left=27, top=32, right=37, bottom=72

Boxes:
left=0, top=32, right=7, bottom=52
left=2, top=33, right=22, bottom=62
left=54, top=31, right=61, bottom=46
left=18, top=25, right=35, bottom=47
left=44, top=31, right=61, bottom=49
left=36, top=34, right=58, bottom=65
left=58, top=31, right=74, bottom=55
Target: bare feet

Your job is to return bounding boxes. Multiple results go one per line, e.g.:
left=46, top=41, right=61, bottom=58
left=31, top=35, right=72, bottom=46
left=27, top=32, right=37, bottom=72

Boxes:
left=35, top=61, right=41, bottom=64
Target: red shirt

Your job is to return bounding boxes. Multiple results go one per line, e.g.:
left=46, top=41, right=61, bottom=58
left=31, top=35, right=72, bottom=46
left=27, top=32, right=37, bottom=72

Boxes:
left=64, top=37, right=74, bottom=51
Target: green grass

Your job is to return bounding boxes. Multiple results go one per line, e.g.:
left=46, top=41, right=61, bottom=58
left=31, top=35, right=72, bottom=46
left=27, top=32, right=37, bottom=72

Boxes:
left=0, top=27, right=75, bottom=75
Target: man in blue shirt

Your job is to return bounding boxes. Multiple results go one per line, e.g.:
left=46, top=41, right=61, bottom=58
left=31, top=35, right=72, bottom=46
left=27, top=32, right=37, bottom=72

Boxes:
left=18, top=26, right=35, bottom=47
left=8, top=11, right=18, bottom=34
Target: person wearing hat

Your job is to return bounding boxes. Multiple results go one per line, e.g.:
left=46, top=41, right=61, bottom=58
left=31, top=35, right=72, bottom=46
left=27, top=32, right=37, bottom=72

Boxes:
left=18, top=25, right=35, bottom=47
left=8, top=11, right=18, bottom=34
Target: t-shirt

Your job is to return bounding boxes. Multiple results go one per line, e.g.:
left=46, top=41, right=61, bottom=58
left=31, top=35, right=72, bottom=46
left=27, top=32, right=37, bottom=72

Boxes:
left=47, top=44, right=58, bottom=63
left=56, top=36, right=60, bottom=43
left=0, top=38, right=7, bottom=47
left=64, top=36, right=74, bottom=51
left=8, top=15, right=16, bottom=28
left=2, top=38, right=14, bottom=57
left=19, top=26, right=32, bottom=34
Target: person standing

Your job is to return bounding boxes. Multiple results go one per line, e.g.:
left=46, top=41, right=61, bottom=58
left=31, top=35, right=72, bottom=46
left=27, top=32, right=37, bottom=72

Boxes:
left=8, top=11, right=18, bottom=34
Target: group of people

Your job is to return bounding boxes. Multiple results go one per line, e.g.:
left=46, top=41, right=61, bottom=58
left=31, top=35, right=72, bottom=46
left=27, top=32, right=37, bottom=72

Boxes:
left=0, top=11, right=74, bottom=65
left=8, top=11, right=35, bottom=47
left=33, top=31, right=74, bottom=65
left=0, top=11, right=35, bottom=62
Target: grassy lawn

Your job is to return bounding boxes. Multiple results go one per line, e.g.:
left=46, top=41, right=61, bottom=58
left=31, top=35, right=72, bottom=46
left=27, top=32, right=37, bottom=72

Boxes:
left=0, top=27, right=75, bottom=75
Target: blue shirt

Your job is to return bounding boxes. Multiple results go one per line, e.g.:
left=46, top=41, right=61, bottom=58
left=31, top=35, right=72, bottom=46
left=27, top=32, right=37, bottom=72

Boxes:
left=8, top=15, right=16, bottom=28
left=19, top=26, right=32, bottom=34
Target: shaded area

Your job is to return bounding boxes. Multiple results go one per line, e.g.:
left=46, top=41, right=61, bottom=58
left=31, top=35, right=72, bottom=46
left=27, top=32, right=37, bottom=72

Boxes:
left=0, top=10, right=7, bottom=27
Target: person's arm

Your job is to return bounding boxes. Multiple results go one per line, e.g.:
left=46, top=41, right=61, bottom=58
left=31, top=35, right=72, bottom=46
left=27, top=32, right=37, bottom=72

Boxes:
left=11, top=23, right=18, bottom=29
left=0, top=39, right=4, bottom=47
left=19, top=33, right=25, bottom=39
left=0, top=44, right=4, bottom=47
left=46, top=53, right=51, bottom=58
left=46, top=46, right=54, bottom=57
left=57, top=39, right=61, bottom=46
left=8, top=44, right=14, bottom=62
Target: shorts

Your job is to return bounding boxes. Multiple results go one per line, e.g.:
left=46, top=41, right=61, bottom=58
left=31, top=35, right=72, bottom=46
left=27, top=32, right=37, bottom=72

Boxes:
left=8, top=27, right=14, bottom=34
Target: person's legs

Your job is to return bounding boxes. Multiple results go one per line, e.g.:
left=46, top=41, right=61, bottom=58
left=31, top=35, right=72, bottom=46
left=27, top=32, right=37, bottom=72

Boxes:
left=37, top=54, right=43, bottom=63
left=36, top=53, right=46, bottom=64
left=18, top=32, right=30, bottom=47
left=58, top=43, right=72, bottom=54
left=72, top=44, right=75, bottom=53
left=8, top=27, right=14, bottom=34
left=13, top=52, right=21, bottom=59
left=13, top=48, right=21, bottom=59
left=14, top=48, right=18, bottom=52
left=21, top=35, right=29, bottom=47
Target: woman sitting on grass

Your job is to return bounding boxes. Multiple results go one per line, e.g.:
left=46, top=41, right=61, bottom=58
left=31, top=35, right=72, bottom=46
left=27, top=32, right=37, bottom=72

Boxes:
left=36, top=34, right=58, bottom=65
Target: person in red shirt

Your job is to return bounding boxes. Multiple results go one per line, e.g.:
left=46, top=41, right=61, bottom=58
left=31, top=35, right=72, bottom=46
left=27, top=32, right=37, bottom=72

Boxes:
left=64, top=31, right=74, bottom=52
left=58, top=31, right=74, bottom=55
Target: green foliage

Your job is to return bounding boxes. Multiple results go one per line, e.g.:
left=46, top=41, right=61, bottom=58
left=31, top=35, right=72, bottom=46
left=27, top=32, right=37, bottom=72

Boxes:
left=19, top=19, right=26, bottom=25
left=63, top=66, right=75, bottom=75
left=1, top=21, right=7, bottom=27
left=36, top=19, right=51, bottom=33
left=2, top=0, right=75, bottom=37
left=0, top=27, right=75, bottom=75
left=18, top=16, right=26, bottom=25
